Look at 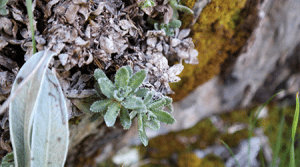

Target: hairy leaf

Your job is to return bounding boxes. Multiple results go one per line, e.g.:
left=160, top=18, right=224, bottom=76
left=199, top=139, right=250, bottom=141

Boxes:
left=98, top=77, right=115, bottom=99
left=31, top=69, right=69, bottom=166
left=129, top=111, right=138, bottom=120
left=90, top=99, right=113, bottom=113
left=94, top=69, right=107, bottom=80
left=115, top=66, right=129, bottom=88
left=146, top=119, right=160, bottom=131
left=120, top=107, right=131, bottom=130
left=113, top=87, right=133, bottom=101
left=128, top=70, right=147, bottom=92
left=148, top=98, right=166, bottom=109
left=169, top=19, right=181, bottom=28
left=138, top=113, right=148, bottom=146
left=175, top=4, right=194, bottom=14
left=164, top=96, right=173, bottom=112
left=134, top=88, right=148, bottom=97
left=150, top=109, right=176, bottom=124
left=9, top=50, right=57, bottom=167
left=122, top=96, right=144, bottom=109
left=125, top=65, right=133, bottom=76
left=143, top=90, right=154, bottom=105
left=104, top=102, right=121, bottom=127
left=0, top=152, right=14, bottom=167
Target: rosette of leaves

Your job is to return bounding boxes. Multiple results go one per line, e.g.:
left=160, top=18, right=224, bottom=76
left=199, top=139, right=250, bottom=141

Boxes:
left=129, top=90, right=175, bottom=146
left=90, top=66, right=175, bottom=146
left=149, top=0, right=194, bottom=36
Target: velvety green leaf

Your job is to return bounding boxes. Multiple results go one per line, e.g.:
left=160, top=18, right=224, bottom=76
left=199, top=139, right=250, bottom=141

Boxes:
left=134, top=88, right=148, bottom=97
left=154, top=22, right=159, bottom=30
left=148, top=98, right=166, bottom=109
left=169, top=20, right=181, bottom=28
left=129, top=111, right=138, bottom=119
left=113, top=90, right=124, bottom=102
left=104, top=102, right=121, bottom=127
left=98, top=78, right=115, bottom=99
left=90, top=99, right=113, bottom=113
left=115, top=66, right=130, bottom=88
left=120, top=107, right=131, bottom=130
left=31, top=69, right=69, bottom=167
left=128, top=70, right=147, bottom=92
left=0, top=0, right=9, bottom=7
left=138, top=113, right=148, bottom=146
left=121, top=96, right=144, bottom=109
left=143, top=90, right=154, bottom=105
left=175, top=4, right=194, bottom=14
left=9, top=50, right=57, bottom=167
left=94, top=69, right=107, bottom=80
left=0, top=152, right=14, bottom=167
left=146, top=119, right=160, bottom=131
left=134, top=105, right=148, bottom=114
left=0, top=6, right=8, bottom=15
left=150, top=109, right=176, bottom=124
left=164, top=96, right=173, bottom=112
left=146, top=110, right=157, bottom=119
left=125, top=65, right=133, bottom=76
left=113, top=86, right=132, bottom=101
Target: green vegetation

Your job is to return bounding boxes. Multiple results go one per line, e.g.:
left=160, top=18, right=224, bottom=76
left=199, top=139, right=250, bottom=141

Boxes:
left=91, top=66, right=175, bottom=146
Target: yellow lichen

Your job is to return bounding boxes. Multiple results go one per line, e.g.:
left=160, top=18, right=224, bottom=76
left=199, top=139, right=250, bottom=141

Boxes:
left=171, top=0, right=256, bottom=101
left=177, top=152, right=202, bottom=167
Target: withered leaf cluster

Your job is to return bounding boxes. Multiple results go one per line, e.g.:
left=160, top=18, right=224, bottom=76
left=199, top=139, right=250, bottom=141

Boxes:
left=0, top=0, right=198, bottom=111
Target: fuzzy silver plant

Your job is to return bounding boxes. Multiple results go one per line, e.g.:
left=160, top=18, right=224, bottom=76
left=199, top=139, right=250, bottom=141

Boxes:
left=90, top=65, right=175, bottom=146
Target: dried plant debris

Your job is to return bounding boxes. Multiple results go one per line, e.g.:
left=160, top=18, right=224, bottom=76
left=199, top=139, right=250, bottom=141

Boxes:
left=0, top=0, right=198, bottom=111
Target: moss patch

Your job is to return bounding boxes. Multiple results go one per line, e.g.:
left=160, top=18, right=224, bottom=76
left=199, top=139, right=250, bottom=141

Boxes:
left=171, top=0, right=258, bottom=101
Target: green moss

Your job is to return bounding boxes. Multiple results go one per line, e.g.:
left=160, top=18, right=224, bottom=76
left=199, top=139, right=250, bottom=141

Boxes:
left=178, top=152, right=202, bottom=167
left=171, top=0, right=257, bottom=101
left=141, top=119, right=219, bottom=162
left=177, top=153, right=225, bottom=167
left=201, top=154, right=225, bottom=167
left=220, top=129, right=249, bottom=148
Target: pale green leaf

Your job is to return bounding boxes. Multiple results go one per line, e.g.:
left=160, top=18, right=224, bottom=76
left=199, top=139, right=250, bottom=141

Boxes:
left=31, top=69, right=69, bottom=166
left=138, top=113, right=148, bottom=146
left=104, top=102, right=121, bottom=127
left=125, top=65, right=133, bottom=76
left=90, top=99, right=113, bottom=113
left=0, top=0, right=9, bottom=7
left=120, top=107, right=131, bottom=130
left=9, top=50, right=57, bottom=167
left=0, top=7, right=8, bottom=15
left=143, top=90, right=154, bottom=105
left=115, top=66, right=129, bottom=88
left=164, top=96, right=173, bottom=112
left=148, top=98, right=166, bottom=109
left=129, top=111, right=138, bottom=119
left=113, top=86, right=132, bottom=101
left=134, top=88, right=148, bottom=97
left=150, top=109, right=176, bottom=124
left=175, top=4, right=194, bottom=14
left=0, top=152, right=14, bottom=167
left=121, top=96, right=144, bottom=109
left=145, top=119, right=160, bottom=131
left=98, top=78, right=115, bottom=99
left=169, top=20, right=181, bottom=28
left=94, top=69, right=107, bottom=80
left=128, top=70, right=147, bottom=92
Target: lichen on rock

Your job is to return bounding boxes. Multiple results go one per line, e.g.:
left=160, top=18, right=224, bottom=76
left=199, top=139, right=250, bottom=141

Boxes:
left=170, top=0, right=259, bottom=101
